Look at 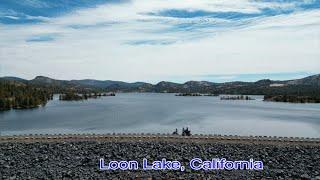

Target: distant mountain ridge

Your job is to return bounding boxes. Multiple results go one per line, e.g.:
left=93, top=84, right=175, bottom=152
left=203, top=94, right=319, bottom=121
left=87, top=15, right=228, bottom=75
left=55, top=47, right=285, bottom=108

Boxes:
left=287, top=74, right=320, bottom=86
left=71, top=79, right=150, bottom=89
left=1, top=74, right=320, bottom=95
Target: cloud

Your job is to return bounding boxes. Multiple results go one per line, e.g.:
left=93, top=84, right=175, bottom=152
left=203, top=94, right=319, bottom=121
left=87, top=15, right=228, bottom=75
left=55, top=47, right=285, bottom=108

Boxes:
left=0, top=0, right=319, bottom=82
left=26, top=33, right=58, bottom=42
left=67, top=21, right=119, bottom=29
left=145, top=8, right=290, bottom=20
left=126, top=39, right=176, bottom=46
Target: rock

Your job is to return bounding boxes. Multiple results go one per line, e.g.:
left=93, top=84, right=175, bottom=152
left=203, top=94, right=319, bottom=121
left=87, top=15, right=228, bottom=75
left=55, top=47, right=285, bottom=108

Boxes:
left=274, top=169, right=284, bottom=176
left=301, top=173, right=311, bottom=179
left=9, top=176, right=16, bottom=180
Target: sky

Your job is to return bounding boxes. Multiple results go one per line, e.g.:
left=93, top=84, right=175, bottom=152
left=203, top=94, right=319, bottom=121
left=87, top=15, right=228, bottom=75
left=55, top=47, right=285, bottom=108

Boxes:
left=0, top=0, right=319, bottom=83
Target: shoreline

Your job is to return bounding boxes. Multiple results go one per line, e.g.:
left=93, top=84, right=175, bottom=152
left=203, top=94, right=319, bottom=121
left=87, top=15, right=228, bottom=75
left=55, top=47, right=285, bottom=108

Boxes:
left=1, top=134, right=319, bottom=145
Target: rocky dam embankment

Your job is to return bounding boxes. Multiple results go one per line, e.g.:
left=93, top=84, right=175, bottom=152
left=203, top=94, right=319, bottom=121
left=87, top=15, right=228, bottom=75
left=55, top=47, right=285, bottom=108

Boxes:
left=0, top=135, right=320, bottom=179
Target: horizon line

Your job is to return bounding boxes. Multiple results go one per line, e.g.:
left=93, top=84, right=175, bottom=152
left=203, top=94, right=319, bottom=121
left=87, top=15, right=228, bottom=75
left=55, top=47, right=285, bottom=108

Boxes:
left=1, top=72, right=318, bottom=85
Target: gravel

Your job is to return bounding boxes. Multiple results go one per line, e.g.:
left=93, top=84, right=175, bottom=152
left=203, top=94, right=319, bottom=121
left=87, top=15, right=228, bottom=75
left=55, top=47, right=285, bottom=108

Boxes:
left=0, top=140, right=319, bottom=179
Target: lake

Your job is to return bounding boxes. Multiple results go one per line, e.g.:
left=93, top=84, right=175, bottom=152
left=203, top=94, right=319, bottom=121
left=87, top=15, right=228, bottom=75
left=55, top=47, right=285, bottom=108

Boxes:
left=0, top=93, right=319, bottom=137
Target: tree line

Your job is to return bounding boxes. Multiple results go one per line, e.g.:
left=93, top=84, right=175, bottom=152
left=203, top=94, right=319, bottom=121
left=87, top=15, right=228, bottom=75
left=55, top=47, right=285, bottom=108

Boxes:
left=0, top=79, right=118, bottom=111
left=264, top=95, right=320, bottom=103
left=0, top=81, right=53, bottom=111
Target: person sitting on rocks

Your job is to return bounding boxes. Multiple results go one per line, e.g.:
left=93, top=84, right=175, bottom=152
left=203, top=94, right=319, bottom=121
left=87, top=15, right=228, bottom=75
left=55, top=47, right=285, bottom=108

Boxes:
left=182, top=127, right=191, bottom=136
left=172, top=128, right=178, bottom=135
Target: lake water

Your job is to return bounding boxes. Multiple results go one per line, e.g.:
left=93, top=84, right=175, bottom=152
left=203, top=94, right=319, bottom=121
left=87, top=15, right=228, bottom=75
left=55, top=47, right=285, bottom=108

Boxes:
left=0, top=93, right=319, bottom=137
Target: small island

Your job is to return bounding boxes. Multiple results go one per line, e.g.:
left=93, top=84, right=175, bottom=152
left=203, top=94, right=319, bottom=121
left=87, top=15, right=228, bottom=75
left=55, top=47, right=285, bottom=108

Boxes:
left=203, top=94, right=219, bottom=96
left=264, top=95, right=320, bottom=103
left=59, top=92, right=84, bottom=101
left=175, top=93, right=219, bottom=97
left=220, top=95, right=255, bottom=100
left=59, top=92, right=115, bottom=101
left=175, top=93, right=202, bottom=96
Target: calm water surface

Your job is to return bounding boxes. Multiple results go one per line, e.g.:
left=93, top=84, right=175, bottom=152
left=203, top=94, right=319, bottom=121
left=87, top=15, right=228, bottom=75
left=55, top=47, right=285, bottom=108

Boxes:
left=0, top=93, right=319, bottom=137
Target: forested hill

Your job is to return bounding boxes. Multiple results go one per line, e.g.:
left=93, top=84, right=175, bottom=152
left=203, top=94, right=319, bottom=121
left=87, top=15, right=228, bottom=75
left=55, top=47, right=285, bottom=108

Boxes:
left=0, top=80, right=53, bottom=111
left=0, top=74, right=320, bottom=96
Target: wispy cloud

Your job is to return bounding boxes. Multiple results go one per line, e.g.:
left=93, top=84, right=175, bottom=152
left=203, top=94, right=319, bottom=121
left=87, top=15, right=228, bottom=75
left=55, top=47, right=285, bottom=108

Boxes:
left=67, top=21, right=120, bottom=29
left=145, top=8, right=287, bottom=20
left=126, top=39, right=176, bottom=46
left=26, top=33, right=58, bottom=42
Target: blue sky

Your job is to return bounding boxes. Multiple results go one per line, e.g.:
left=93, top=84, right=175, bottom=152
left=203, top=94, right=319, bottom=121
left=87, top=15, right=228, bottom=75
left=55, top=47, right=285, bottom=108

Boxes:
left=0, top=0, right=319, bottom=82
